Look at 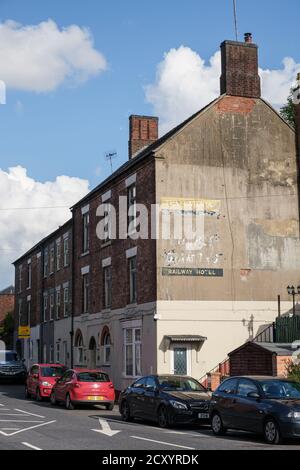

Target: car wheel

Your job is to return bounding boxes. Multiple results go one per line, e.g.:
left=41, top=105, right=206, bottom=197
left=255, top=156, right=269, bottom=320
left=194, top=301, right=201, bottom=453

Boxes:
left=106, top=403, right=114, bottom=411
left=211, top=412, right=227, bottom=436
left=121, top=400, right=133, bottom=422
left=65, top=394, right=75, bottom=410
left=36, top=388, right=42, bottom=402
left=158, top=405, right=170, bottom=428
left=25, top=386, right=30, bottom=399
left=50, top=392, right=57, bottom=406
left=264, top=418, right=281, bottom=445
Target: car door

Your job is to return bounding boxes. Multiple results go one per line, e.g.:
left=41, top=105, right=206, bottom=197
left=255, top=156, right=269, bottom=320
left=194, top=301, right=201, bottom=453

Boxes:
left=63, top=371, right=75, bottom=401
left=54, top=371, right=69, bottom=401
left=234, top=379, right=265, bottom=433
left=129, top=377, right=147, bottom=418
left=213, top=378, right=239, bottom=428
left=143, top=376, right=160, bottom=420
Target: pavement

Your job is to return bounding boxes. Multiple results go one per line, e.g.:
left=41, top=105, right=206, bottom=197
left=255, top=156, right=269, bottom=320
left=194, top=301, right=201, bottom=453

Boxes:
left=1, top=384, right=300, bottom=451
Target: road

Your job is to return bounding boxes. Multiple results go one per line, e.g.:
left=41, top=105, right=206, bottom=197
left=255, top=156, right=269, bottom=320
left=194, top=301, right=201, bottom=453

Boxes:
left=0, top=384, right=300, bottom=451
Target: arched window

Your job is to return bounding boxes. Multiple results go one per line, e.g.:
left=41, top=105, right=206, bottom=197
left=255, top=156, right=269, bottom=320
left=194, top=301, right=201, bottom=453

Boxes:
left=101, top=327, right=111, bottom=365
left=75, top=330, right=84, bottom=364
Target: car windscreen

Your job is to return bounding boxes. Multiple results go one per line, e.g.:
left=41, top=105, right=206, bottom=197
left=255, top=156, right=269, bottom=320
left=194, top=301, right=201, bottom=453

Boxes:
left=41, top=367, right=65, bottom=377
left=260, top=380, right=300, bottom=399
left=158, top=376, right=206, bottom=392
left=0, top=352, right=18, bottom=363
left=77, top=372, right=109, bottom=383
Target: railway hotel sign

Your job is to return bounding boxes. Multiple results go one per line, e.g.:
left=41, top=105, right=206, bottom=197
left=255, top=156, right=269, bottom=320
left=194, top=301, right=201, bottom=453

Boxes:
left=162, top=268, right=224, bottom=277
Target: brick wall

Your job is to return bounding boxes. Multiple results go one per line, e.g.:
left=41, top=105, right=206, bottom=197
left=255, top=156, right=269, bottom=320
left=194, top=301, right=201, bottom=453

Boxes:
left=129, top=115, right=158, bottom=158
left=274, top=356, right=290, bottom=377
left=0, top=294, right=14, bottom=325
left=220, top=38, right=261, bottom=98
left=73, top=157, right=156, bottom=317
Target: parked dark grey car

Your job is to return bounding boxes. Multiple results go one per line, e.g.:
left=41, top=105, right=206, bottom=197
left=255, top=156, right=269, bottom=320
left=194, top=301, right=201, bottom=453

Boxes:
left=209, top=376, right=300, bottom=444
left=119, top=374, right=211, bottom=428
left=0, top=350, right=27, bottom=383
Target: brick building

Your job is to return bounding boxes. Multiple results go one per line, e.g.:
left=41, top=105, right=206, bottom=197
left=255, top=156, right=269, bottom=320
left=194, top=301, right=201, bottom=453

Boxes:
left=0, top=286, right=15, bottom=325
left=14, top=35, right=300, bottom=391
left=14, top=220, right=72, bottom=366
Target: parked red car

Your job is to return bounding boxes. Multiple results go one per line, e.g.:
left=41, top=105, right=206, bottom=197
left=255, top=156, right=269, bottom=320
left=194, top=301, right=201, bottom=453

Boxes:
left=50, top=368, right=115, bottom=410
left=25, top=363, right=66, bottom=401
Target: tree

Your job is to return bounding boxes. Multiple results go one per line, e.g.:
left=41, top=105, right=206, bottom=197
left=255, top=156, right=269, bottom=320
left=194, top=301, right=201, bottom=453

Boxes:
left=280, top=90, right=296, bottom=129
left=0, top=312, right=14, bottom=349
left=286, top=358, right=300, bottom=383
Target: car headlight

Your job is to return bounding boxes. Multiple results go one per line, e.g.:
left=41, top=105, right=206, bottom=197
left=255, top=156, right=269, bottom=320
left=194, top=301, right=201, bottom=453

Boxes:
left=170, top=400, right=188, bottom=410
left=288, top=411, right=300, bottom=419
left=41, top=381, right=51, bottom=387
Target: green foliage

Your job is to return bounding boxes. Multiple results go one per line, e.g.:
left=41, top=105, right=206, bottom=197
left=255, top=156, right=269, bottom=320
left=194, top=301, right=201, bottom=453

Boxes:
left=280, top=91, right=296, bottom=129
left=0, top=312, right=14, bottom=341
left=286, top=359, right=300, bottom=383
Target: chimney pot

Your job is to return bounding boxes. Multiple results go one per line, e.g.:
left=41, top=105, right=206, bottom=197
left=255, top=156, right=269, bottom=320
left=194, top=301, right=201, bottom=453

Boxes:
left=244, top=33, right=253, bottom=43
left=128, top=115, right=158, bottom=159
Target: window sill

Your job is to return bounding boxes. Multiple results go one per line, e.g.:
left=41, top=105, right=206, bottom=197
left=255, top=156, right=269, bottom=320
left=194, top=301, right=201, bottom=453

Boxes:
left=126, top=303, right=137, bottom=309
left=101, top=241, right=111, bottom=249
left=101, top=308, right=111, bottom=314
left=81, top=251, right=90, bottom=258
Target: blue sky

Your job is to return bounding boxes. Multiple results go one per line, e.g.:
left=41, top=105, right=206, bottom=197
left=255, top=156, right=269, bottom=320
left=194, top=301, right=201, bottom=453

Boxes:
left=1, top=0, right=299, bottom=186
left=0, top=0, right=299, bottom=288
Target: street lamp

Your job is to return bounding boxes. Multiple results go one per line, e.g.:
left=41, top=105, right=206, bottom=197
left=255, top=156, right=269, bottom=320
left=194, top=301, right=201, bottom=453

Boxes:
left=287, top=285, right=300, bottom=316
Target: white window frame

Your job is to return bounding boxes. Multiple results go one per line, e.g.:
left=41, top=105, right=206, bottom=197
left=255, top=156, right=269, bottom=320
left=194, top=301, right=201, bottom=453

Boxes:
left=27, top=260, right=31, bottom=289
left=49, top=293, right=54, bottom=321
left=43, top=294, right=48, bottom=323
left=56, top=240, right=61, bottom=271
left=63, top=238, right=69, bottom=267
left=124, top=327, right=141, bottom=378
left=103, top=265, right=112, bottom=309
left=44, top=249, right=49, bottom=278
left=82, top=212, right=90, bottom=253
left=82, top=274, right=89, bottom=313
left=56, top=342, right=60, bottom=363
left=127, top=184, right=137, bottom=235
left=49, top=247, right=55, bottom=274
left=56, top=289, right=61, bottom=320
left=63, top=287, right=69, bottom=317
left=128, top=256, right=137, bottom=304
left=103, top=332, right=111, bottom=365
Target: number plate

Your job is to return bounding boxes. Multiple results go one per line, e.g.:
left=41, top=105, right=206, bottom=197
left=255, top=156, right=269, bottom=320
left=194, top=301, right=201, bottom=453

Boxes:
left=198, top=413, right=209, bottom=419
left=87, top=396, right=104, bottom=401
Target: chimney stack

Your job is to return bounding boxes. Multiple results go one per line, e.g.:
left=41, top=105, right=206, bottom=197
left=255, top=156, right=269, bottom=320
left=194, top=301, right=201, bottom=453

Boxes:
left=220, top=33, right=261, bottom=98
left=128, top=115, right=158, bottom=159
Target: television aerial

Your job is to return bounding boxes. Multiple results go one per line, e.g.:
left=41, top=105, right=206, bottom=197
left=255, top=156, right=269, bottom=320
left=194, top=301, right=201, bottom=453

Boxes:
left=104, top=150, right=117, bottom=174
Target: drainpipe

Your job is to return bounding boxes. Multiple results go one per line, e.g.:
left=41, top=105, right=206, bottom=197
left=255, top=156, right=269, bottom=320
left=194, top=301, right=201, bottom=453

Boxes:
left=70, top=212, right=75, bottom=368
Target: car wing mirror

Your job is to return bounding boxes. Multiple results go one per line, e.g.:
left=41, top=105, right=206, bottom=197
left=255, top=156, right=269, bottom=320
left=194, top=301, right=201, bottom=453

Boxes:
left=247, top=392, right=260, bottom=399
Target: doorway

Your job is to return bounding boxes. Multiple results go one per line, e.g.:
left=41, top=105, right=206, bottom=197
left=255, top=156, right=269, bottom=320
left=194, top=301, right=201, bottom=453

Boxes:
left=88, top=337, right=97, bottom=369
left=170, top=344, right=191, bottom=375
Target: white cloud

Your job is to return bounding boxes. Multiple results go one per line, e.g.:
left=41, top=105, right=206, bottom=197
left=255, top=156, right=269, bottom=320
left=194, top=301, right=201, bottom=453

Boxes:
left=0, top=19, right=107, bottom=92
left=146, top=46, right=300, bottom=133
left=0, top=166, right=89, bottom=288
